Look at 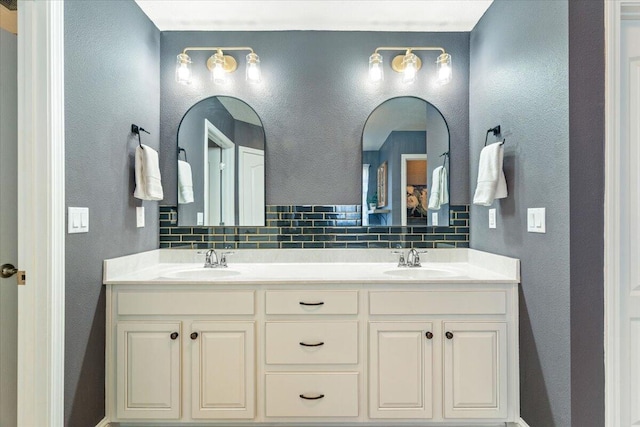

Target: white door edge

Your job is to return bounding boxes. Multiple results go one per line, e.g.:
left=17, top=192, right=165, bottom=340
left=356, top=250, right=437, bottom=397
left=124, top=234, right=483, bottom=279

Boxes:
left=17, top=1, right=65, bottom=426
left=604, top=1, right=640, bottom=426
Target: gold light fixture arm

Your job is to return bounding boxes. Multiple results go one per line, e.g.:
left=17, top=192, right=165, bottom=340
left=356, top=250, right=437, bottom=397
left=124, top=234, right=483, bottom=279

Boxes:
left=182, top=47, right=256, bottom=73
left=373, top=46, right=447, bottom=73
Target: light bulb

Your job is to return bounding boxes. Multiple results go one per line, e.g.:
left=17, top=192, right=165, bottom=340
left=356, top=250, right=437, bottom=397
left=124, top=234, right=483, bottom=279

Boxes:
left=246, top=53, right=261, bottom=83
left=369, top=53, right=383, bottom=82
left=175, top=53, right=192, bottom=85
left=212, top=52, right=227, bottom=85
left=402, top=53, right=418, bottom=84
left=436, top=53, right=452, bottom=85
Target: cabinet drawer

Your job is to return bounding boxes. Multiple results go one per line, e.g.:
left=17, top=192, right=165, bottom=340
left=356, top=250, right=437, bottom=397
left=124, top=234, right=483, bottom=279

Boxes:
left=265, top=290, right=358, bottom=315
left=265, top=373, right=359, bottom=417
left=369, top=291, right=507, bottom=315
left=117, top=290, right=255, bottom=315
left=265, top=322, right=358, bottom=365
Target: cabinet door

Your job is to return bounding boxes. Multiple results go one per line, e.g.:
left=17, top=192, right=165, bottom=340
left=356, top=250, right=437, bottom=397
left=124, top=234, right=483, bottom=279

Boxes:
left=443, top=322, right=508, bottom=419
left=190, top=321, right=255, bottom=419
left=368, top=322, right=433, bottom=419
left=116, top=322, right=181, bottom=420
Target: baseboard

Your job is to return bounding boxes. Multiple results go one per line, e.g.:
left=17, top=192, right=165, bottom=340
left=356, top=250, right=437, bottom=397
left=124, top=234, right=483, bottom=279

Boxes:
left=95, top=417, right=110, bottom=427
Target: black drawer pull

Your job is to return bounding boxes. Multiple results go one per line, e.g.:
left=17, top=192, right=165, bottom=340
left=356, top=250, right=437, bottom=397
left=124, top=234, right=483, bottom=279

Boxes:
left=299, top=394, right=325, bottom=400
left=446, top=331, right=454, bottom=339
left=190, top=332, right=199, bottom=340
left=299, top=341, right=325, bottom=347
left=299, top=301, right=324, bottom=306
left=170, top=332, right=179, bottom=340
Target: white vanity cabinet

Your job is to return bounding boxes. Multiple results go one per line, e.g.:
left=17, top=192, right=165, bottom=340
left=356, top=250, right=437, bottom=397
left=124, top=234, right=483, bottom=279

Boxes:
left=108, top=288, right=256, bottom=423
left=368, top=289, right=516, bottom=422
left=103, top=250, right=521, bottom=426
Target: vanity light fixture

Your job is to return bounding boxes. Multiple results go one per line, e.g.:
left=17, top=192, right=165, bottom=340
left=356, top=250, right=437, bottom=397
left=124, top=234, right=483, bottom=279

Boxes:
left=175, top=46, right=261, bottom=85
left=368, top=47, right=452, bottom=86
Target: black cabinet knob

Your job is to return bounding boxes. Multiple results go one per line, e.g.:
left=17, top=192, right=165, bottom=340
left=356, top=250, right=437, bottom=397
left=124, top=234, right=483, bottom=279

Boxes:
left=170, top=332, right=179, bottom=340
left=445, top=331, right=454, bottom=340
left=190, top=332, right=199, bottom=340
left=425, top=331, right=433, bottom=340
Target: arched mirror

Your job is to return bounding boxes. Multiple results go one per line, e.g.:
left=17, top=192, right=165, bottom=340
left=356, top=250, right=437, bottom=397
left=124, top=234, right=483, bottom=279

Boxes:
left=177, top=96, right=265, bottom=226
left=362, top=97, right=450, bottom=226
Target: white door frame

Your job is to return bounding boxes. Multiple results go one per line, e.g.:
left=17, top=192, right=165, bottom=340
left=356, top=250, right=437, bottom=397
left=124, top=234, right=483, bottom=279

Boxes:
left=204, top=119, right=235, bottom=226
left=17, top=1, right=66, bottom=426
left=605, top=1, right=640, bottom=426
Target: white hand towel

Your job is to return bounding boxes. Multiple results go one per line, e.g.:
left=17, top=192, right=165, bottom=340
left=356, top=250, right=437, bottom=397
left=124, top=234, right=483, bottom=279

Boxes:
left=178, top=160, right=194, bottom=204
left=428, top=166, right=449, bottom=210
left=134, top=144, right=164, bottom=201
left=473, top=142, right=508, bottom=206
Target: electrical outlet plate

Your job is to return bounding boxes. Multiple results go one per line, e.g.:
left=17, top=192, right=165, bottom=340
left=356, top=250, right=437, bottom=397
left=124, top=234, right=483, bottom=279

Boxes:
left=527, top=208, right=546, bottom=233
left=431, top=212, right=439, bottom=226
left=68, top=207, right=89, bottom=234
left=136, top=207, right=145, bottom=228
left=489, top=208, right=497, bottom=229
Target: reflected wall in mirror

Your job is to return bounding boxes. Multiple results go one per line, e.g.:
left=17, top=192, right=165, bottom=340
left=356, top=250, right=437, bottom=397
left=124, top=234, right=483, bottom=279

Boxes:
left=362, top=97, right=450, bottom=227
left=177, top=96, right=265, bottom=226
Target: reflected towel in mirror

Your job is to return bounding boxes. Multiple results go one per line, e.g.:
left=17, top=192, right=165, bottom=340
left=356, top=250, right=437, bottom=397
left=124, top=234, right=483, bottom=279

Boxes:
left=134, top=144, right=163, bottom=201
left=178, top=160, right=194, bottom=204
left=473, top=142, right=507, bottom=206
left=428, top=165, right=449, bottom=210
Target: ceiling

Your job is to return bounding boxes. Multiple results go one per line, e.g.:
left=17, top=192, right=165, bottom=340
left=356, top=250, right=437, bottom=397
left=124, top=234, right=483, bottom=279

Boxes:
left=136, top=0, right=493, bottom=32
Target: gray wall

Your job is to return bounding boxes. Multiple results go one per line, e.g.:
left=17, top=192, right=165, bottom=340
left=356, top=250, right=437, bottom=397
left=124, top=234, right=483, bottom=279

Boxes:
left=0, top=27, right=18, bottom=427
left=160, top=31, right=470, bottom=206
left=568, top=0, right=605, bottom=425
left=64, top=1, right=160, bottom=426
left=469, top=1, right=571, bottom=425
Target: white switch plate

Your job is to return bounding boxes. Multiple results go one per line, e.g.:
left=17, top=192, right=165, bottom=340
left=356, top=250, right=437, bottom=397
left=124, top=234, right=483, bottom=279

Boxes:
left=197, top=212, right=204, bottom=226
left=527, top=208, right=546, bottom=233
left=68, top=207, right=89, bottom=234
left=431, top=212, right=439, bottom=226
left=136, top=207, right=145, bottom=228
left=489, top=208, right=497, bottom=229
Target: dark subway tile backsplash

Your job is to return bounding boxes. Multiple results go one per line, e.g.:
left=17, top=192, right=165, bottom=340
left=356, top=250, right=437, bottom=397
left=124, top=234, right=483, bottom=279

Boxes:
left=159, top=205, right=470, bottom=249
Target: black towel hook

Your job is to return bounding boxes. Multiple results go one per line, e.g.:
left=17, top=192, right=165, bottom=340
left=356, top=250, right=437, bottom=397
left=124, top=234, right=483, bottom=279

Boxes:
left=178, top=146, right=188, bottom=162
left=439, top=151, right=449, bottom=167
left=484, top=125, right=501, bottom=146
left=131, top=124, right=150, bottom=149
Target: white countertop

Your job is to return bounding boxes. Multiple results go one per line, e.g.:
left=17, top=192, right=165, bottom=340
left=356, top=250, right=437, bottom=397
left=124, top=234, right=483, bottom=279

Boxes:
left=103, top=249, right=519, bottom=285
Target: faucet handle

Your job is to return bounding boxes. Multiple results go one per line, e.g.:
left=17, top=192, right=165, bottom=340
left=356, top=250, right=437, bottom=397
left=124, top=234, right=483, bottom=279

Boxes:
left=219, top=251, right=235, bottom=267
left=391, top=250, right=407, bottom=267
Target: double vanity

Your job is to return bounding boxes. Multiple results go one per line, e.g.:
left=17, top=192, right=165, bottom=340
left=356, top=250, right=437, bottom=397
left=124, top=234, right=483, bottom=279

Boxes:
left=103, top=248, right=520, bottom=426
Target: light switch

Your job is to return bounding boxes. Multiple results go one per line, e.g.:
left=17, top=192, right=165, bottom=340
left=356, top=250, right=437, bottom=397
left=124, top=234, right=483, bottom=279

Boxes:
left=489, top=208, right=497, bottom=229
left=527, top=208, right=546, bottom=233
left=432, top=212, right=439, bottom=226
left=197, top=212, right=204, bottom=226
left=68, top=207, right=89, bottom=234
left=136, top=207, right=145, bottom=228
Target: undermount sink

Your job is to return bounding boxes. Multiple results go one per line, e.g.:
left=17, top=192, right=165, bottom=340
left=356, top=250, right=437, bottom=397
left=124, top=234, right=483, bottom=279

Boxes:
left=383, top=267, right=460, bottom=279
left=160, top=268, right=241, bottom=280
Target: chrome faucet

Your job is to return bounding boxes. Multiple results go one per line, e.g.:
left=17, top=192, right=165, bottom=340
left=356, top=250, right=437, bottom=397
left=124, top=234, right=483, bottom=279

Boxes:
left=204, top=249, right=219, bottom=268
left=406, top=248, right=421, bottom=267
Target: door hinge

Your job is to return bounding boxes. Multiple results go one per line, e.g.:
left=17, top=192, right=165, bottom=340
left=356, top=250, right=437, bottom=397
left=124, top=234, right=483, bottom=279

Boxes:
left=17, top=270, right=25, bottom=285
